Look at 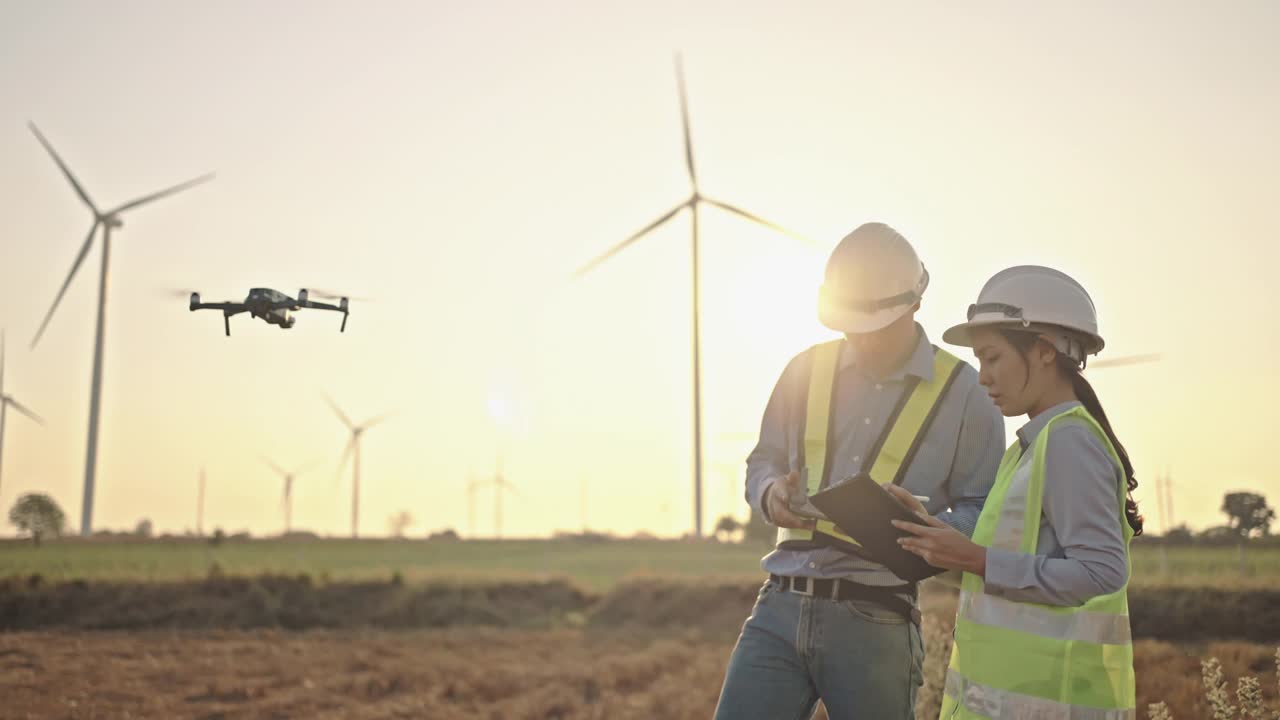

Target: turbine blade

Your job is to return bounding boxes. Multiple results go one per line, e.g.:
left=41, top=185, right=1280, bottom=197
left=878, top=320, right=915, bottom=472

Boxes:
left=674, top=54, right=697, bottom=189
left=31, top=221, right=100, bottom=348
left=110, top=173, right=215, bottom=214
left=6, top=397, right=44, bottom=425
left=360, top=412, right=394, bottom=431
left=1088, top=353, right=1162, bottom=370
left=261, top=456, right=288, bottom=477
left=571, top=202, right=687, bottom=278
left=323, top=393, right=355, bottom=429
left=702, top=197, right=818, bottom=248
left=29, top=122, right=99, bottom=213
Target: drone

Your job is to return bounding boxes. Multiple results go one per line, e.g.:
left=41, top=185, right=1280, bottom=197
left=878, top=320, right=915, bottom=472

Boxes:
left=188, top=288, right=349, bottom=336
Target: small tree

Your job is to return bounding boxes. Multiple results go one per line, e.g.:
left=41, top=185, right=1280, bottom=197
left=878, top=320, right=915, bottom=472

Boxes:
left=1222, top=492, right=1276, bottom=539
left=134, top=518, right=154, bottom=538
left=388, top=511, right=415, bottom=538
left=714, top=514, right=742, bottom=542
left=8, top=493, right=66, bottom=547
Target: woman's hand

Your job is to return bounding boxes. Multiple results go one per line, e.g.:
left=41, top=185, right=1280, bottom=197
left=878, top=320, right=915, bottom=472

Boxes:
left=891, top=516, right=987, bottom=576
left=884, top=485, right=927, bottom=516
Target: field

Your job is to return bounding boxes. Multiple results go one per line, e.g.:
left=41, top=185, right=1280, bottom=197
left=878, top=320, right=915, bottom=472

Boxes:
left=5, top=537, right=1280, bottom=590
left=2, top=538, right=1280, bottom=719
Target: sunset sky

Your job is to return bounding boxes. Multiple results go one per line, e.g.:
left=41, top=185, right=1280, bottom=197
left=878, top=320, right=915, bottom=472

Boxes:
left=1, top=1, right=1277, bottom=538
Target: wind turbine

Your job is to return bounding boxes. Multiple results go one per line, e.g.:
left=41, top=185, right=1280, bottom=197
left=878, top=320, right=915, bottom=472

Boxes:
left=326, top=395, right=391, bottom=538
left=490, top=465, right=519, bottom=540
left=263, top=457, right=316, bottom=534
left=196, top=467, right=206, bottom=537
left=1087, top=353, right=1162, bottom=371
left=571, top=56, right=813, bottom=539
left=465, top=472, right=489, bottom=538
left=27, top=122, right=213, bottom=536
left=0, top=331, right=44, bottom=496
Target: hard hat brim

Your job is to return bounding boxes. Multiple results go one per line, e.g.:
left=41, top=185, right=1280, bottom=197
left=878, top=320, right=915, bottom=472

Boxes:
left=943, top=318, right=1105, bottom=355
left=819, top=297, right=915, bottom=334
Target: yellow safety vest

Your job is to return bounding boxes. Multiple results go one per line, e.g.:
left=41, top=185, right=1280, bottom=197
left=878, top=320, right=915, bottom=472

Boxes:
left=941, top=406, right=1135, bottom=719
left=777, top=339, right=963, bottom=553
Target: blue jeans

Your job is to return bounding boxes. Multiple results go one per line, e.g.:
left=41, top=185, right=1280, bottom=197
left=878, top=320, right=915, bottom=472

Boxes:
left=713, top=579, right=924, bottom=720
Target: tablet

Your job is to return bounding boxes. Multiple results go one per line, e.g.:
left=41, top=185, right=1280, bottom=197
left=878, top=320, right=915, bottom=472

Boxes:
left=808, top=473, right=945, bottom=582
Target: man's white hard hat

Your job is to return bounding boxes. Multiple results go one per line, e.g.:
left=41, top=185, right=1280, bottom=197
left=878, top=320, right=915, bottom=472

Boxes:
left=943, top=265, right=1104, bottom=361
left=817, top=222, right=929, bottom=334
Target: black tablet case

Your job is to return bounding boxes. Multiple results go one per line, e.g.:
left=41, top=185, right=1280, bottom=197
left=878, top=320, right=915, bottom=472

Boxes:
left=808, top=473, right=946, bottom=582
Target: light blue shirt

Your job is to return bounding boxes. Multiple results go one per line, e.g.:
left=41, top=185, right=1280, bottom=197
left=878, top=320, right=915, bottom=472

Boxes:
left=983, top=401, right=1130, bottom=607
left=746, top=325, right=1005, bottom=586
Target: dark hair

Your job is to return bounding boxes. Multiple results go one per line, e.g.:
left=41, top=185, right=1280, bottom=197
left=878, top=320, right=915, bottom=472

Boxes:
left=1001, top=330, right=1143, bottom=536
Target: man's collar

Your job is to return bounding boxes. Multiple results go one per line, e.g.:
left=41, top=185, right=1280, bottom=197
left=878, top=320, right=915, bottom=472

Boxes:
left=838, top=323, right=936, bottom=382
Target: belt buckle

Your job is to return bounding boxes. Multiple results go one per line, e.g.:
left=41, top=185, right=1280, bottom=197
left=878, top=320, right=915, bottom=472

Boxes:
left=790, top=577, right=814, bottom=597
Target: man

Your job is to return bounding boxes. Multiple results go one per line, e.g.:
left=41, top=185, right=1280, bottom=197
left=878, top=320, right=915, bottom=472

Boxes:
left=713, top=222, right=1004, bottom=720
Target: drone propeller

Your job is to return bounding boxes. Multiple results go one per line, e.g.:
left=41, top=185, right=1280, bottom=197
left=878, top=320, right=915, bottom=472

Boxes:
left=311, top=289, right=372, bottom=302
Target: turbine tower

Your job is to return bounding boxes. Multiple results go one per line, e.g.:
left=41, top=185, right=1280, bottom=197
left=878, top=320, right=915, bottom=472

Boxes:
left=0, top=331, right=44, bottom=496
left=263, top=457, right=315, bottom=534
left=27, top=122, right=213, bottom=536
left=196, top=467, right=206, bottom=537
left=326, top=395, right=390, bottom=538
left=571, top=56, right=813, bottom=538
left=490, top=459, right=519, bottom=539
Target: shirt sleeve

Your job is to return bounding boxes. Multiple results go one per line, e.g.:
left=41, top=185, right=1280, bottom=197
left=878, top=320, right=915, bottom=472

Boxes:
left=983, top=423, right=1129, bottom=607
left=935, top=379, right=1004, bottom=537
left=745, top=352, right=805, bottom=524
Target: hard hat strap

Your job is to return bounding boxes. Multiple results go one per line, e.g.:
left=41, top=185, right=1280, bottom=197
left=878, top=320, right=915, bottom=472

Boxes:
left=967, top=302, right=1029, bottom=326
left=831, top=266, right=929, bottom=313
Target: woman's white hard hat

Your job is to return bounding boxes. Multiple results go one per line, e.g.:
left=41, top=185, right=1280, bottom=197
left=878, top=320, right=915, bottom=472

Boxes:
left=943, top=265, right=1105, bottom=360
left=817, top=223, right=929, bottom=334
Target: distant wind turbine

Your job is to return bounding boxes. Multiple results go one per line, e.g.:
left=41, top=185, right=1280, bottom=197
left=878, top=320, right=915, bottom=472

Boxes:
left=1087, top=353, right=1162, bottom=371
left=466, top=472, right=488, bottom=538
left=0, top=331, right=44, bottom=496
left=326, top=395, right=391, bottom=538
left=27, top=122, right=213, bottom=536
left=263, top=457, right=316, bottom=534
left=196, top=467, right=206, bottom=537
left=570, top=56, right=814, bottom=539
left=490, top=464, right=519, bottom=540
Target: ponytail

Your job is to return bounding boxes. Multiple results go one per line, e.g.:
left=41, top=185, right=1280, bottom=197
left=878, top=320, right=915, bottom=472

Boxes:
left=1001, top=329, right=1144, bottom=536
left=1061, top=356, right=1144, bottom=536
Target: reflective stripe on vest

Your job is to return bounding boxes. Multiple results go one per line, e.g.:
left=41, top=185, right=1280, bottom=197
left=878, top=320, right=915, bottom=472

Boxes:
left=944, top=669, right=1136, bottom=720
left=944, top=407, right=1136, bottom=718
left=777, top=340, right=963, bottom=552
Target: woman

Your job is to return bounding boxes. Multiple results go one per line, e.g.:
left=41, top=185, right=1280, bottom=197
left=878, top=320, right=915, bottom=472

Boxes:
left=885, top=265, right=1142, bottom=719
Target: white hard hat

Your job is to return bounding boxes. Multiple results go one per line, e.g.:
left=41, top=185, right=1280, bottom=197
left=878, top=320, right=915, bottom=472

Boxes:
left=942, top=265, right=1104, bottom=361
left=817, top=222, right=929, bottom=334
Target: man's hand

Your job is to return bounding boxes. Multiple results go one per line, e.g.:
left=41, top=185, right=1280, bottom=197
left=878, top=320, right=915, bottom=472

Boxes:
left=765, top=470, right=817, bottom=531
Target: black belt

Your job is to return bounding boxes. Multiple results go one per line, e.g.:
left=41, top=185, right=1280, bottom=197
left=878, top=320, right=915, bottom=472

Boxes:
left=770, top=574, right=921, bottom=625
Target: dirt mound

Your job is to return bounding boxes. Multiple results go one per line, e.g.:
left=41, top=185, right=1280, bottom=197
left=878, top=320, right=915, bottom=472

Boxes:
left=0, top=574, right=591, bottom=631
left=1128, top=586, right=1280, bottom=643
left=2, top=575, right=1276, bottom=642
left=588, top=579, right=762, bottom=637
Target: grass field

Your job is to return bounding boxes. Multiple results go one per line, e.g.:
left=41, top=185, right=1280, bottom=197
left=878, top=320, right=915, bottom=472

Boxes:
left=3, top=538, right=1280, bottom=718
left=3, top=537, right=1279, bottom=590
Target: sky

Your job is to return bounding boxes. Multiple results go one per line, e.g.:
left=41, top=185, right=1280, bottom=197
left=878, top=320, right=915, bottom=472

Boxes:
left=1, top=1, right=1277, bottom=538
